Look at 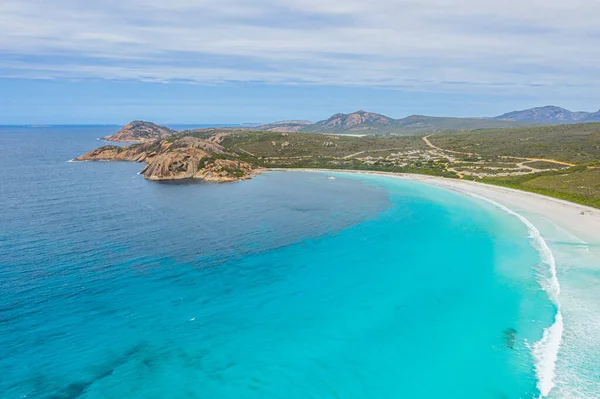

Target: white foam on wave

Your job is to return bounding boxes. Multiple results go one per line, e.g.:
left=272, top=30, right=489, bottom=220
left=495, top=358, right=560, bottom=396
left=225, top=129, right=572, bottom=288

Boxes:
left=533, top=312, right=564, bottom=398
left=462, top=191, right=563, bottom=399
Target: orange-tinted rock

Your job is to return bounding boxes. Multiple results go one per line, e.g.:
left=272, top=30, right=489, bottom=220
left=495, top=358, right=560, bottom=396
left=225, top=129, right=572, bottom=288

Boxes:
left=76, top=135, right=258, bottom=183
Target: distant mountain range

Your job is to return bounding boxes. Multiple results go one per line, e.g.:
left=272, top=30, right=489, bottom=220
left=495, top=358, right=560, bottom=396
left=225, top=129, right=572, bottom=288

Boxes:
left=493, top=105, right=600, bottom=123
left=255, top=110, right=525, bottom=135
left=104, top=106, right=600, bottom=142
left=255, top=107, right=600, bottom=134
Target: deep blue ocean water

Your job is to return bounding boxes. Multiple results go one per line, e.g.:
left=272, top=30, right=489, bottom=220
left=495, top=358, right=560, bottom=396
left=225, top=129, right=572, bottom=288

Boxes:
left=0, top=126, right=559, bottom=398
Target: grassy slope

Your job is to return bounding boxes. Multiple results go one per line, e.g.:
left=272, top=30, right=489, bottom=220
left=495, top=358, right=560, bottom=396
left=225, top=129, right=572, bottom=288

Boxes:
left=220, top=131, right=429, bottom=157
left=479, top=168, right=600, bottom=208
left=430, top=123, right=600, bottom=207
left=432, top=123, right=600, bottom=163
left=219, top=131, right=457, bottom=177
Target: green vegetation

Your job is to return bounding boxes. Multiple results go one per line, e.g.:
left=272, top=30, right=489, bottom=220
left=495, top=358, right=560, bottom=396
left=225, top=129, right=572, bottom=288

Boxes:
left=171, top=124, right=600, bottom=207
left=224, top=127, right=600, bottom=208
left=523, top=160, right=568, bottom=170
left=176, top=129, right=232, bottom=139
left=220, top=131, right=428, bottom=157
left=455, top=166, right=530, bottom=174
left=432, top=123, right=600, bottom=163
left=480, top=168, right=600, bottom=208
left=456, top=161, right=520, bottom=168
left=214, top=126, right=600, bottom=207
left=345, top=149, right=404, bottom=159
left=421, top=123, right=600, bottom=207
left=216, top=131, right=455, bottom=177
left=220, top=165, right=247, bottom=178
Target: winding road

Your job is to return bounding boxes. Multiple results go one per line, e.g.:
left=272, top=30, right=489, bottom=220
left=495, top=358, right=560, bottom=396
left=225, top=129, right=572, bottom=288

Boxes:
left=422, top=135, right=576, bottom=167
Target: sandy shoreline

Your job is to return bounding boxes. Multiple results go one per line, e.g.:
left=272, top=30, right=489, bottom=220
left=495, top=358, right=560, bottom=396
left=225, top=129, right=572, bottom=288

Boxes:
left=269, top=168, right=600, bottom=247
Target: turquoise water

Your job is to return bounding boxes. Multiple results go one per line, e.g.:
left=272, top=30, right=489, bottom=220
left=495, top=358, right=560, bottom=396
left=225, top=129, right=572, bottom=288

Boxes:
left=0, top=127, right=559, bottom=398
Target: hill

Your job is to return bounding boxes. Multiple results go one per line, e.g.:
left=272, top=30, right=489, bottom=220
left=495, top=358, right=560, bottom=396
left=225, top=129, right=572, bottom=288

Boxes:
left=268, top=120, right=313, bottom=125
left=303, top=110, right=394, bottom=132
left=430, top=122, right=600, bottom=164
left=105, top=121, right=176, bottom=142
left=493, top=105, right=597, bottom=123
left=104, top=107, right=600, bottom=141
left=104, top=106, right=600, bottom=141
left=392, top=114, right=522, bottom=133
left=264, top=110, right=529, bottom=135
left=586, top=110, right=600, bottom=122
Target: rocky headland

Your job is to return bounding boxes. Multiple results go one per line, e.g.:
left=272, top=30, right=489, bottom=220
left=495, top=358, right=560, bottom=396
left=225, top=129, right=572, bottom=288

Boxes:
left=77, top=135, right=258, bottom=183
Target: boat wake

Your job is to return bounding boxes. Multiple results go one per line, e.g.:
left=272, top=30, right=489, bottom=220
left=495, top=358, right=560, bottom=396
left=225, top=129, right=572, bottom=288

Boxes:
left=464, top=191, right=563, bottom=399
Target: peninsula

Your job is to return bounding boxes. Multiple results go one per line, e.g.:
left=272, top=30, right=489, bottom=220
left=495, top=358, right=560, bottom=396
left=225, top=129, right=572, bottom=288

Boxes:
left=77, top=113, right=600, bottom=208
left=77, top=134, right=257, bottom=182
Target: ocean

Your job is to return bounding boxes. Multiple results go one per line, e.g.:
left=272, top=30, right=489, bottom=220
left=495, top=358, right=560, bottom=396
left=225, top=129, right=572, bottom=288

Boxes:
left=0, top=126, right=596, bottom=398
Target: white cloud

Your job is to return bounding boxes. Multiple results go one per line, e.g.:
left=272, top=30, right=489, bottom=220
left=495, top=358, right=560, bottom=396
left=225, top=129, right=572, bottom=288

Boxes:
left=1, top=0, right=600, bottom=96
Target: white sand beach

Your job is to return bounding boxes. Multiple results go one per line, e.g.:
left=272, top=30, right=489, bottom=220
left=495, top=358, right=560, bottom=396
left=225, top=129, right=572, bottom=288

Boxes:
left=409, top=174, right=600, bottom=245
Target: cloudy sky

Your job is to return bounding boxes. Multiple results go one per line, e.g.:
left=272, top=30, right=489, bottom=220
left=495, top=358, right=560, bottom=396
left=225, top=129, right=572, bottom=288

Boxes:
left=1, top=0, right=600, bottom=123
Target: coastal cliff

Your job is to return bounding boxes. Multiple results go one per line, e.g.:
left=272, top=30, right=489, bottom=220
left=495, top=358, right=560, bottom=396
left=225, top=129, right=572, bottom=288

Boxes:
left=77, top=136, right=257, bottom=182
left=104, top=121, right=176, bottom=142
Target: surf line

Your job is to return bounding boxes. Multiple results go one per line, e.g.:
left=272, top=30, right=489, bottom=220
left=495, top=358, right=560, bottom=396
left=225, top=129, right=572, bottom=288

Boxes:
left=463, top=191, right=563, bottom=399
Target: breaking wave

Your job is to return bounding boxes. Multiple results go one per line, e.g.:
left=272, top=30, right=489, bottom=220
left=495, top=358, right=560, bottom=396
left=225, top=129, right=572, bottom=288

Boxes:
left=463, top=191, right=562, bottom=398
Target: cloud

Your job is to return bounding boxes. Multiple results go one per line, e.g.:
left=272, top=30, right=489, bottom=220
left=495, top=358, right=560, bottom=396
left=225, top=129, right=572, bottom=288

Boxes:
left=1, top=0, right=600, bottom=96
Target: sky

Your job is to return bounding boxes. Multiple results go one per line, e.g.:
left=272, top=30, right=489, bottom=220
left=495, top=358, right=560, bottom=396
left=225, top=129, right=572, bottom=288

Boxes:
left=1, top=0, right=600, bottom=124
